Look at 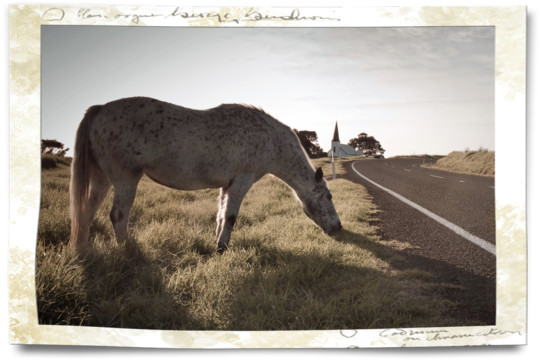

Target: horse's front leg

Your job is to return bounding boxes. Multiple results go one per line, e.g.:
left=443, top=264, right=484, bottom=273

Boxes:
left=216, top=188, right=226, bottom=238
left=215, top=174, right=255, bottom=253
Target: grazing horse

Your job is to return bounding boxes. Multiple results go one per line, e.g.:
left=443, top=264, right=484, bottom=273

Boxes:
left=69, top=97, right=342, bottom=252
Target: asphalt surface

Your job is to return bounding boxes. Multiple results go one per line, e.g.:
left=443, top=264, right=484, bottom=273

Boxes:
left=341, top=157, right=496, bottom=325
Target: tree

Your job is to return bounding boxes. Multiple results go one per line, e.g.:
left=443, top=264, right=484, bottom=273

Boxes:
left=348, top=132, right=385, bottom=157
left=41, top=139, right=69, bottom=157
left=294, top=130, right=327, bottom=158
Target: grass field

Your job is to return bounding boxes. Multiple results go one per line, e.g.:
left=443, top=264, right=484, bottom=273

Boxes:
left=37, top=157, right=465, bottom=330
left=429, top=149, right=495, bottom=176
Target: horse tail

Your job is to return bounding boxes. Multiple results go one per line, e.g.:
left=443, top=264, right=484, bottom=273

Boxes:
left=69, top=105, right=102, bottom=246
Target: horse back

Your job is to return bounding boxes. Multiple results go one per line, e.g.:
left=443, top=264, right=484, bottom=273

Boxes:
left=86, top=97, right=298, bottom=190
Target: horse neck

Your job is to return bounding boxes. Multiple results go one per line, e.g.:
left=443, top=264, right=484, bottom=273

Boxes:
left=272, top=153, right=316, bottom=201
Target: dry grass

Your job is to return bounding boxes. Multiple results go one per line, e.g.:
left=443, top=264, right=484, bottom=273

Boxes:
left=36, top=157, right=465, bottom=330
left=429, top=149, right=494, bottom=176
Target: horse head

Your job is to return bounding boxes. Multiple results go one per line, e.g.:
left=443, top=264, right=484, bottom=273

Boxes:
left=301, top=167, right=342, bottom=235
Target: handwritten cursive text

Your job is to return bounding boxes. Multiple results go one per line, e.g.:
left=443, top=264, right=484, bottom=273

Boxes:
left=43, top=6, right=341, bottom=24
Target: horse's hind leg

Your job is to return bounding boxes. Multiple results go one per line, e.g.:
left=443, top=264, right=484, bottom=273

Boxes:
left=109, top=178, right=140, bottom=244
left=86, top=168, right=112, bottom=238
left=216, top=174, right=256, bottom=253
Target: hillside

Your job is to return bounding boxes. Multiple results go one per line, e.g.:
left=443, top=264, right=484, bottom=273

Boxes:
left=430, top=150, right=494, bottom=176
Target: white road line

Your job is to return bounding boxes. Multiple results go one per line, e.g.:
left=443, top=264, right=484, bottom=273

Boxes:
left=489, top=186, right=495, bottom=189
left=351, top=162, right=496, bottom=256
left=459, top=180, right=465, bottom=183
left=430, top=175, right=444, bottom=179
left=403, top=169, right=412, bottom=172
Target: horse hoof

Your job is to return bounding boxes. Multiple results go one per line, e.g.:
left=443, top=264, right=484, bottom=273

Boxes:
left=217, top=244, right=228, bottom=254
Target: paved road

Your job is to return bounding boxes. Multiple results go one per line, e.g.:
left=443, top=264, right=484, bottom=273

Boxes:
left=341, top=157, right=496, bottom=325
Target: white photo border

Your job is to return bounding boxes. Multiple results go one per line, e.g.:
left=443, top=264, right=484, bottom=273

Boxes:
left=9, top=4, right=527, bottom=348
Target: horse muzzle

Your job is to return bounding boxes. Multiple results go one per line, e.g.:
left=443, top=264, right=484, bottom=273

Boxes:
left=327, top=221, right=343, bottom=235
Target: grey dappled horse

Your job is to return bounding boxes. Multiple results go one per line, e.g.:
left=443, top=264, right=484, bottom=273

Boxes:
left=69, top=97, right=342, bottom=252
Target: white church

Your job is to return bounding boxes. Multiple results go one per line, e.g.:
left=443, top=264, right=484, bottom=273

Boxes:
left=328, top=122, right=363, bottom=158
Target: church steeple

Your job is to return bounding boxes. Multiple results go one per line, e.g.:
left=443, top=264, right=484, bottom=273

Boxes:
left=332, top=122, right=340, bottom=142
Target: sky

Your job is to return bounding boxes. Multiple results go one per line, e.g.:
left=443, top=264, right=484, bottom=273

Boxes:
left=41, top=25, right=494, bottom=157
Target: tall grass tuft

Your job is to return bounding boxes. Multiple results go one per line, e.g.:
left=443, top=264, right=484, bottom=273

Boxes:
left=36, top=158, right=465, bottom=330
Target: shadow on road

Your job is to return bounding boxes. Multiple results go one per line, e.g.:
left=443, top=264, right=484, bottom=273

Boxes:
left=332, top=227, right=495, bottom=326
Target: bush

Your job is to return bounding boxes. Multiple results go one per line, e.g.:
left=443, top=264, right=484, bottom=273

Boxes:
left=41, top=155, right=58, bottom=169
left=42, top=154, right=72, bottom=170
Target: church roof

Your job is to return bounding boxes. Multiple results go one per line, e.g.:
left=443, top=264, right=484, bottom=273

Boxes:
left=332, top=122, right=340, bottom=142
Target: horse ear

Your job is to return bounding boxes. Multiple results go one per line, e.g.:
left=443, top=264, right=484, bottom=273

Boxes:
left=315, top=167, right=323, bottom=182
